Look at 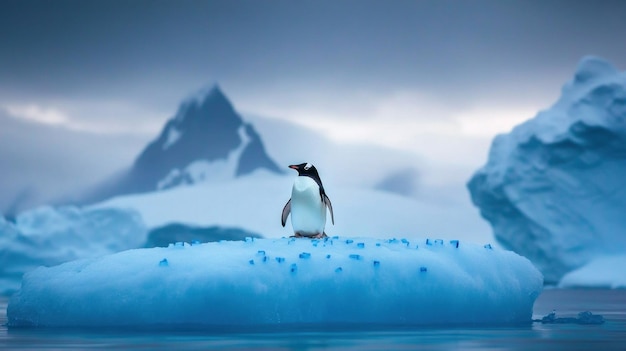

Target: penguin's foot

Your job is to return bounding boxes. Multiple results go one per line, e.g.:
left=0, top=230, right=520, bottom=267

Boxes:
left=291, top=232, right=328, bottom=239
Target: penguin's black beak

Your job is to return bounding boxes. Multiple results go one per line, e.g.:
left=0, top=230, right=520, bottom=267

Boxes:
left=288, top=165, right=299, bottom=170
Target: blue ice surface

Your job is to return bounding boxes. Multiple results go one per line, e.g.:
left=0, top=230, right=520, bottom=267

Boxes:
left=7, top=237, right=543, bottom=328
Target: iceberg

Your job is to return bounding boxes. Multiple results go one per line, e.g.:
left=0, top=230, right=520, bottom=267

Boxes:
left=7, top=237, right=542, bottom=328
left=468, top=56, right=626, bottom=284
left=0, top=206, right=146, bottom=295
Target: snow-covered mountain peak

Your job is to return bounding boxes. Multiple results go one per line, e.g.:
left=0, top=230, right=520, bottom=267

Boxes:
left=174, top=84, right=237, bottom=123
left=74, top=84, right=282, bottom=204
left=197, top=84, right=228, bottom=103
left=163, top=85, right=241, bottom=148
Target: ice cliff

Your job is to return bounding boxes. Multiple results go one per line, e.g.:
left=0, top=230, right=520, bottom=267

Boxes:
left=0, top=206, right=146, bottom=295
left=468, top=56, right=626, bottom=284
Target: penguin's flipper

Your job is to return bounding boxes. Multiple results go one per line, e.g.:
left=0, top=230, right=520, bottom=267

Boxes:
left=323, top=194, right=334, bottom=225
left=281, top=199, right=292, bottom=227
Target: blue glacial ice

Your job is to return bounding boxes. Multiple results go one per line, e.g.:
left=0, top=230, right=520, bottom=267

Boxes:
left=8, top=237, right=542, bottom=328
left=0, top=206, right=146, bottom=295
left=468, top=56, right=626, bottom=284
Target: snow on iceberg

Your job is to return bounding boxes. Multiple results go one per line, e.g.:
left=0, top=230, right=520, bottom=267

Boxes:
left=0, top=206, right=146, bottom=295
left=468, top=56, right=626, bottom=284
left=7, top=237, right=542, bottom=328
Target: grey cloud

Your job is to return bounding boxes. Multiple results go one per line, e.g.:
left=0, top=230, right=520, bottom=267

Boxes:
left=1, top=0, right=625, bottom=108
left=0, top=111, right=147, bottom=213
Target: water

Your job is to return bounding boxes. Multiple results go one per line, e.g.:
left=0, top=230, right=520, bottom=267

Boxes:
left=1, top=289, right=625, bottom=350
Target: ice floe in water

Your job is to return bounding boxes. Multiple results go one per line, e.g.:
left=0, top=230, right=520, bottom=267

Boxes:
left=8, top=237, right=542, bottom=328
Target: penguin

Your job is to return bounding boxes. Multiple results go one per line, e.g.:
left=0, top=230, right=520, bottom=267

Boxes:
left=281, top=162, right=334, bottom=238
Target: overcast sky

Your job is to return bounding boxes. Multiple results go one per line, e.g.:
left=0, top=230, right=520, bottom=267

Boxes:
left=1, top=0, right=625, bottom=212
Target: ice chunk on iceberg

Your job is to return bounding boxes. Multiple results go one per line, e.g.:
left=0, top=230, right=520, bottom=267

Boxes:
left=8, top=237, right=542, bottom=328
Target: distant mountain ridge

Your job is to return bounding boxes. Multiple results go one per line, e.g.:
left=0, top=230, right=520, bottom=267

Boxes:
left=76, top=85, right=282, bottom=204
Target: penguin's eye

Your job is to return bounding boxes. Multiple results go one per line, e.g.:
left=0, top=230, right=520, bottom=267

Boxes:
left=304, top=163, right=312, bottom=170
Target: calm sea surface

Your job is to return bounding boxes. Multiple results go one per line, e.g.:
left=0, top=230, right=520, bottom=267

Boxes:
left=1, top=289, right=625, bottom=350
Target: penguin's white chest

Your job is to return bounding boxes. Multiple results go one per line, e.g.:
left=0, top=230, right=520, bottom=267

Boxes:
left=290, top=177, right=327, bottom=235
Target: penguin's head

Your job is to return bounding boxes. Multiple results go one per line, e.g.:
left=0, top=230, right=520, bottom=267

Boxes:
left=289, top=162, right=327, bottom=191
left=289, top=162, right=319, bottom=177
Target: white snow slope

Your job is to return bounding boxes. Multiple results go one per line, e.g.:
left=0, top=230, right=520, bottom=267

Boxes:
left=94, top=170, right=493, bottom=244
left=468, top=56, right=626, bottom=285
